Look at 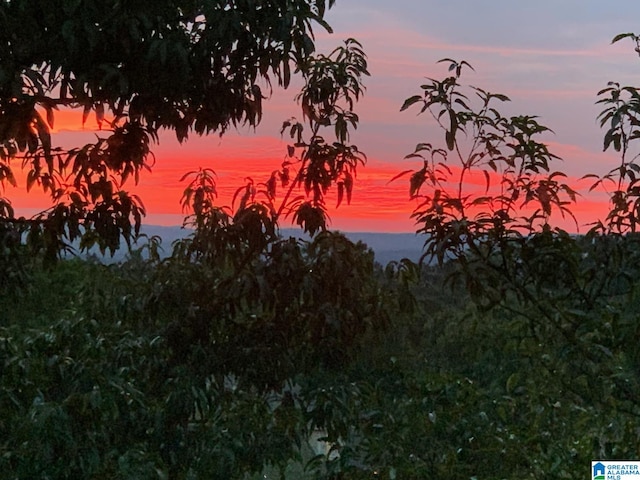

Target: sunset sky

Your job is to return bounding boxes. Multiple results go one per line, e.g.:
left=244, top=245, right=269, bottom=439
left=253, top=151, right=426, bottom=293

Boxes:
left=13, top=0, right=640, bottom=233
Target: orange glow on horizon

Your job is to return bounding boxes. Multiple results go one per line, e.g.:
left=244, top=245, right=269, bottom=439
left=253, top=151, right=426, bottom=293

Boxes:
left=33, top=107, right=103, bottom=133
left=6, top=144, right=618, bottom=234
left=11, top=104, right=628, bottom=233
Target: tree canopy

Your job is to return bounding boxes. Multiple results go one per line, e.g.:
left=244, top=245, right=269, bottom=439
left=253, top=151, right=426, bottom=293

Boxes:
left=0, top=0, right=342, bottom=258
left=4, top=2, right=640, bottom=478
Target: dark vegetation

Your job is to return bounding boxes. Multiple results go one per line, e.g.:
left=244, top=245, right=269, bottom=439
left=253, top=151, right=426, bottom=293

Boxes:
left=2, top=1, right=640, bottom=478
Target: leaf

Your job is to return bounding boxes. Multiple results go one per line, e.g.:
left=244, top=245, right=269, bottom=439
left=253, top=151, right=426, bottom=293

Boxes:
left=266, top=173, right=277, bottom=199
left=344, top=172, right=353, bottom=204
left=449, top=109, right=458, bottom=135
left=506, top=373, right=519, bottom=394
left=445, top=130, right=455, bottom=151
left=409, top=170, right=426, bottom=198
left=4, top=166, right=17, bottom=188
left=400, top=95, right=423, bottom=112
left=580, top=173, right=600, bottom=180
left=179, top=170, right=197, bottom=182
left=611, top=112, right=621, bottom=128
left=561, top=183, right=578, bottom=202
left=483, top=170, right=490, bottom=193
left=232, top=181, right=254, bottom=211
left=611, top=32, right=636, bottom=44
left=603, top=130, right=617, bottom=152
left=596, top=86, right=614, bottom=97
left=459, top=60, right=475, bottom=72
left=613, top=133, right=622, bottom=151
left=34, top=112, right=51, bottom=157
left=454, top=97, right=470, bottom=110
left=46, top=106, right=55, bottom=129
left=82, top=103, right=92, bottom=126
left=95, top=102, right=104, bottom=130
left=26, top=170, right=37, bottom=192
left=491, top=93, right=511, bottom=102
left=388, top=169, right=414, bottom=184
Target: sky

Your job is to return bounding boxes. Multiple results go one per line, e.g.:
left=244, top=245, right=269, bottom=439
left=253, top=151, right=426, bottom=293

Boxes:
left=12, top=0, right=640, bottom=233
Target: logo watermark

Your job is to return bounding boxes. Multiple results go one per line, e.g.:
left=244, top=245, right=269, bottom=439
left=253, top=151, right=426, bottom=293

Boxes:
left=592, top=461, right=640, bottom=480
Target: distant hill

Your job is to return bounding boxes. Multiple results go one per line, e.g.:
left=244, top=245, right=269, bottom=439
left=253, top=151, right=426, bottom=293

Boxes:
left=76, top=225, right=425, bottom=266
left=327, top=231, right=424, bottom=265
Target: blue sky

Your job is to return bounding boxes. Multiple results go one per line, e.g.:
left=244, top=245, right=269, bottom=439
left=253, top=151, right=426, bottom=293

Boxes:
left=316, top=0, right=640, bottom=168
